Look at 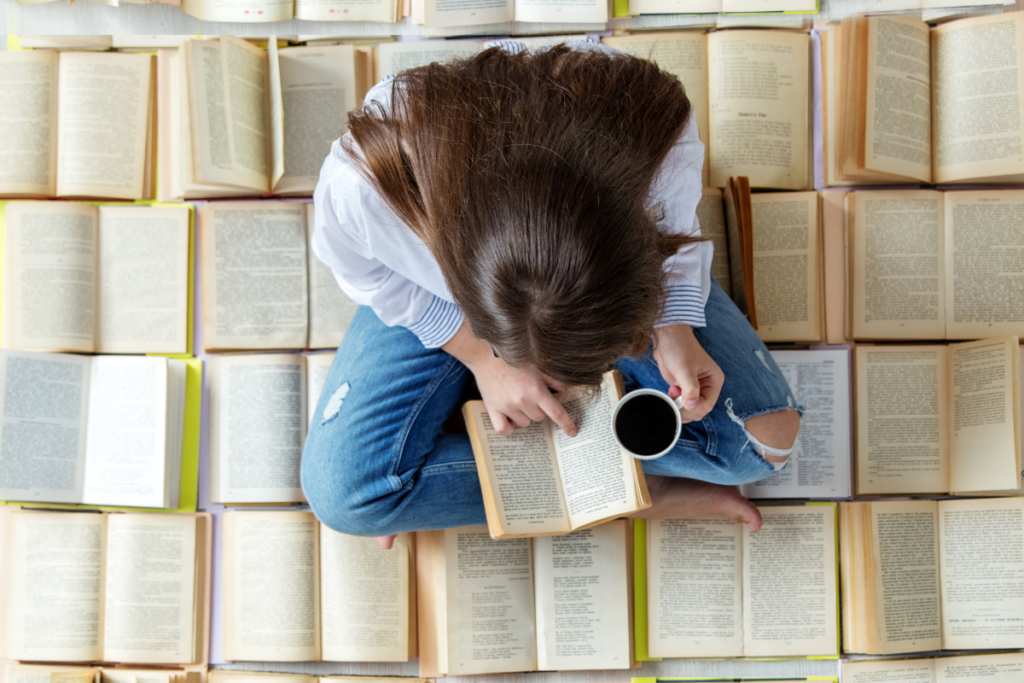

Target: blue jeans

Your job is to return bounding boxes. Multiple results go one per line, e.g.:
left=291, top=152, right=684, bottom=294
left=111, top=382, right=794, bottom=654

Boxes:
left=301, top=279, right=798, bottom=536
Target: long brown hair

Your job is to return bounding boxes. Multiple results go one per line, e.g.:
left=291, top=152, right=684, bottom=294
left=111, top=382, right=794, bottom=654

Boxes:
left=344, top=44, right=699, bottom=387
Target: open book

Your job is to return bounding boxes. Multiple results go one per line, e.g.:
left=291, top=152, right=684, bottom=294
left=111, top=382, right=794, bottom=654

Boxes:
left=844, top=653, right=1024, bottom=683
left=176, top=0, right=399, bottom=21
left=413, top=0, right=607, bottom=28
left=840, top=498, right=1024, bottom=654
left=200, top=202, right=359, bottom=352
left=210, top=353, right=337, bottom=505
left=854, top=338, right=1021, bottom=496
left=221, top=511, right=416, bottom=662
left=0, top=350, right=188, bottom=509
left=642, top=505, right=839, bottom=659
left=2, top=202, right=191, bottom=355
left=740, top=349, right=853, bottom=499
left=416, top=520, right=634, bottom=676
left=848, top=190, right=1024, bottom=340
left=0, top=507, right=211, bottom=665
left=825, top=13, right=1024, bottom=185
left=159, top=38, right=367, bottom=200
left=0, top=51, right=155, bottom=201
left=602, top=30, right=812, bottom=190
left=464, top=371, right=650, bottom=539
left=4, top=665, right=200, bottom=683
left=699, top=185, right=823, bottom=342
left=208, top=673, right=427, bottom=683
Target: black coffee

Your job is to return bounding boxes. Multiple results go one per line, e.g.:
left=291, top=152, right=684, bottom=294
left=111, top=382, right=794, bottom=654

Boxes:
left=615, top=394, right=679, bottom=456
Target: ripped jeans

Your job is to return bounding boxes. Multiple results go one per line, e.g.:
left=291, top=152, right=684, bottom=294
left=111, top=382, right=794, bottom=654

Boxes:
left=301, top=279, right=800, bottom=537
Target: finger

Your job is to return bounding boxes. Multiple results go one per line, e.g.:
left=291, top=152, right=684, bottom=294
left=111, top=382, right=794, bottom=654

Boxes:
left=683, top=370, right=724, bottom=422
left=377, top=535, right=396, bottom=550
left=508, top=410, right=533, bottom=429
left=540, top=395, right=577, bottom=436
left=666, top=385, right=682, bottom=400
left=677, top=367, right=701, bottom=412
left=489, top=409, right=515, bottom=437
left=523, top=403, right=548, bottom=423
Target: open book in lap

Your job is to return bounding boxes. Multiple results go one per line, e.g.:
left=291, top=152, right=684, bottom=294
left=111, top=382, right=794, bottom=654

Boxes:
left=463, top=371, right=650, bottom=539
left=0, top=350, right=187, bottom=509
left=0, top=51, right=155, bottom=201
left=2, top=202, right=191, bottom=355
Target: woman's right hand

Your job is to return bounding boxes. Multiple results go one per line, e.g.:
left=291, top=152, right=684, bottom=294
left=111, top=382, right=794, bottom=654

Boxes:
left=442, top=320, right=577, bottom=437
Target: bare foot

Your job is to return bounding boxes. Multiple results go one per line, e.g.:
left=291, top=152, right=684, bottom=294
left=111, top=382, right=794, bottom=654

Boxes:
left=629, top=475, right=763, bottom=532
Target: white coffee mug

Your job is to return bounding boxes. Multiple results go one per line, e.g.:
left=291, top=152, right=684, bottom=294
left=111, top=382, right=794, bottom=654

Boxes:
left=610, top=388, right=684, bottom=460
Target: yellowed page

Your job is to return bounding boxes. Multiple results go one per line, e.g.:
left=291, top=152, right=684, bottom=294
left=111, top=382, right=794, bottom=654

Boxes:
left=647, top=518, right=743, bottom=658
left=861, top=15, right=932, bottom=182
left=949, top=336, right=1019, bottom=493
left=939, top=498, right=1024, bottom=649
left=601, top=33, right=710, bottom=188
left=180, top=0, right=294, bottom=21
left=843, top=658, right=935, bottom=683
left=102, top=514, right=196, bottom=663
left=867, top=500, right=943, bottom=654
left=209, top=673, right=313, bottom=683
left=201, top=202, right=309, bottom=351
left=750, top=191, right=820, bottom=342
left=465, top=403, right=570, bottom=536
left=306, top=352, right=336, bottom=428
left=376, top=41, right=482, bottom=78
left=6, top=511, right=106, bottom=662
left=307, top=206, right=359, bottom=350
left=933, top=13, right=1024, bottom=183
left=693, top=189, right=730, bottom=296
left=707, top=30, right=810, bottom=190
left=101, top=671, right=174, bottom=683
left=944, top=191, right=1024, bottom=338
left=95, top=206, right=190, bottom=354
left=850, top=190, right=945, bottom=340
left=742, top=505, right=838, bottom=658
left=553, top=373, right=637, bottom=530
left=273, top=46, right=357, bottom=196
left=423, top=0, right=512, bottom=28
left=513, top=0, right=606, bottom=25
left=1, top=202, right=97, bottom=353
left=222, top=510, right=320, bottom=662
left=222, top=37, right=271, bottom=190
left=0, top=51, right=58, bottom=197
left=936, top=653, right=1024, bottom=682
left=296, top=0, right=394, bottom=20
left=4, top=666, right=98, bottom=683
left=320, top=528, right=410, bottom=661
left=534, top=521, right=631, bottom=670
left=55, top=53, right=151, bottom=200
left=210, top=354, right=306, bottom=504
left=855, top=345, right=949, bottom=495
left=442, top=527, right=537, bottom=674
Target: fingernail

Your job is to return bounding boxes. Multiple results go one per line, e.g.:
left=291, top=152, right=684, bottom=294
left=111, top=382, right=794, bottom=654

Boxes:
left=568, top=428, right=577, bottom=436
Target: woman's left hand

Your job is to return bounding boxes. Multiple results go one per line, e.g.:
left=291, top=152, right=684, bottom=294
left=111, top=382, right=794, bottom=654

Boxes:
left=653, top=324, right=724, bottom=423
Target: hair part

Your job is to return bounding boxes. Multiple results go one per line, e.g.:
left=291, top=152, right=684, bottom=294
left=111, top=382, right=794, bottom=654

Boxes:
left=343, top=45, right=700, bottom=387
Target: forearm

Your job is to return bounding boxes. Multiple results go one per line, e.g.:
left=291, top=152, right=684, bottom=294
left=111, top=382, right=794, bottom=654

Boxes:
left=441, top=319, right=494, bottom=372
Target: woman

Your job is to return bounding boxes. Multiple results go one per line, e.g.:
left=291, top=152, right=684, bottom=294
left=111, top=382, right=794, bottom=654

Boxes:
left=302, top=41, right=801, bottom=547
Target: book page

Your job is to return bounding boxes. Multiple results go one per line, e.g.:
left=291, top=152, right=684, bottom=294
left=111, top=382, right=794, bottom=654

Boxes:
left=465, top=403, right=570, bottom=536
left=4, top=665, right=99, bottom=683
left=306, top=352, right=336, bottom=428
left=850, top=190, right=945, bottom=340
left=553, top=375, right=637, bottom=530
left=646, top=518, right=743, bottom=658
left=742, top=505, right=838, bottom=658
left=2, top=202, right=97, bottom=353
left=0, top=350, right=91, bottom=504
left=534, top=521, right=630, bottom=670
left=868, top=500, right=942, bottom=653
left=274, top=46, right=357, bottom=196
left=0, top=51, right=58, bottom=196
left=945, top=191, right=1024, bottom=338
left=933, top=13, right=1024, bottom=183
left=844, top=659, right=935, bottom=683
left=307, top=206, right=359, bottom=349
left=295, top=0, right=394, bottom=21
left=862, top=16, right=932, bottom=182
left=423, top=0, right=513, bottom=28
left=442, top=527, right=537, bottom=675
left=694, top=189, right=731, bottom=296
left=949, top=337, right=1019, bottom=493
left=513, top=0, right=606, bottom=26
left=375, top=41, right=481, bottom=79
left=180, top=0, right=294, bottom=23
left=80, top=357, right=171, bottom=509
left=750, top=191, right=820, bottom=342
left=222, top=37, right=270, bottom=190
left=222, top=511, right=320, bottom=662
left=742, top=349, right=852, bottom=499
left=936, top=653, right=1024, bottom=683
left=707, top=31, right=809, bottom=190
left=855, top=346, right=949, bottom=495
left=601, top=34, right=709, bottom=188
left=201, top=202, right=308, bottom=351
left=939, top=498, right=1024, bottom=650
left=95, top=206, right=190, bottom=354
left=320, top=528, right=410, bottom=661
left=6, top=511, right=105, bottom=662
left=211, top=354, right=306, bottom=504
left=103, top=514, right=196, bottom=663
left=55, top=53, right=151, bottom=200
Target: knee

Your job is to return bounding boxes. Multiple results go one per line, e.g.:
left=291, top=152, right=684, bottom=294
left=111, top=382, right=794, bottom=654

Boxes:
left=744, top=408, right=800, bottom=464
